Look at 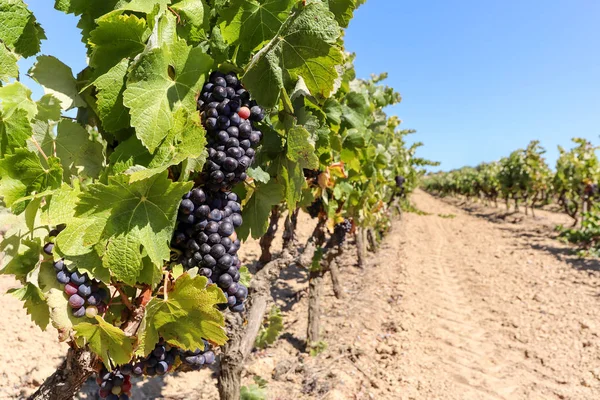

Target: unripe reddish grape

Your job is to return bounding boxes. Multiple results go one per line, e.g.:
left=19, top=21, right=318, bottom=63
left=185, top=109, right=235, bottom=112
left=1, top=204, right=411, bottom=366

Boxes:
left=64, top=282, right=79, bottom=295
left=238, top=106, right=250, bottom=119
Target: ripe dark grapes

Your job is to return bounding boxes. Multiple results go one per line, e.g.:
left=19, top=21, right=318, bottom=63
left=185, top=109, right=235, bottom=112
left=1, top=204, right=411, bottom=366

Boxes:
left=96, top=366, right=132, bottom=399
left=306, top=198, right=323, bottom=219
left=197, top=71, right=265, bottom=190
left=171, top=188, right=248, bottom=312
left=179, top=340, right=216, bottom=370
left=333, top=219, right=353, bottom=244
left=42, top=226, right=109, bottom=319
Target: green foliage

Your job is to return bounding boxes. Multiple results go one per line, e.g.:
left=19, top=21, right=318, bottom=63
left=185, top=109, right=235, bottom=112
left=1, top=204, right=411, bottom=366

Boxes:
left=559, top=203, right=600, bottom=257
left=0, top=0, right=426, bottom=388
left=255, top=306, right=283, bottom=349
left=74, top=316, right=136, bottom=369
left=309, top=340, right=328, bottom=356
left=136, top=273, right=228, bottom=356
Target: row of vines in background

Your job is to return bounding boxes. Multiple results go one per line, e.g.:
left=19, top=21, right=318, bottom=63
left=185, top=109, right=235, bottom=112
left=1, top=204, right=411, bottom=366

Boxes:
left=422, top=138, right=600, bottom=256
left=0, top=0, right=428, bottom=400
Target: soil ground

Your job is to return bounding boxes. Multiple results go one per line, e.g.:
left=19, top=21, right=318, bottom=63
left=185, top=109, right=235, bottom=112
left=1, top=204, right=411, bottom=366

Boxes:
left=1, top=190, right=599, bottom=399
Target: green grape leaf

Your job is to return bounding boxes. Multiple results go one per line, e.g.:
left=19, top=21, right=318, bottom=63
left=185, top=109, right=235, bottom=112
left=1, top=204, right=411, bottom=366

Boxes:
left=0, top=44, right=18, bottom=82
left=0, top=108, right=32, bottom=157
left=123, top=39, right=213, bottom=152
left=238, top=266, right=251, bottom=287
left=219, top=0, right=295, bottom=55
left=279, top=157, right=304, bottom=211
left=113, top=0, right=170, bottom=14
left=28, top=56, right=86, bottom=110
left=324, top=0, right=357, bottom=28
left=0, top=81, right=37, bottom=119
left=322, top=98, right=342, bottom=125
left=0, top=238, right=41, bottom=281
left=54, top=120, right=104, bottom=179
left=138, top=255, right=163, bottom=288
left=54, top=216, right=111, bottom=283
left=240, top=385, right=267, bottom=400
left=238, top=180, right=284, bottom=239
left=286, top=126, right=319, bottom=169
left=255, top=305, right=283, bottom=349
left=127, top=109, right=207, bottom=182
left=88, top=14, right=149, bottom=74
left=42, top=183, right=79, bottom=225
left=0, top=0, right=46, bottom=57
left=243, top=2, right=343, bottom=108
left=74, top=316, right=136, bottom=368
left=36, top=94, right=62, bottom=121
left=8, top=282, right=50, bottom=330
left=94, top=59, right=130, bottom=132
left=171, top=0, right=210, bottom=44
left=76, top=172, right=192, bottom=285
left=0, top=150, right=62, bottom=214
left=137, top=273, right=227, bottom=356
left=247, top=166, right=270, bottom=183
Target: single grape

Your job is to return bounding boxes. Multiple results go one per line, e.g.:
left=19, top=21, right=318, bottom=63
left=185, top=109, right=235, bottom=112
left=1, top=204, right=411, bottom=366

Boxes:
left=69, top=293, right=85, bottom=308
left=43, top=242, right=54, bottom=255
left=86, top=306, right=99, bottom=318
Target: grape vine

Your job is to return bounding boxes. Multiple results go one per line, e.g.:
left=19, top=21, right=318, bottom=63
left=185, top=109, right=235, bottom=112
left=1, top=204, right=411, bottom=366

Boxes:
left=0, top=1, right=427, bottom=399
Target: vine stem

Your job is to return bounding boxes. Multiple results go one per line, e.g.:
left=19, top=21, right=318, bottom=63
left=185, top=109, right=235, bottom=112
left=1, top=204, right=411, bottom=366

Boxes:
left=114, top=284, right=134, bottom=310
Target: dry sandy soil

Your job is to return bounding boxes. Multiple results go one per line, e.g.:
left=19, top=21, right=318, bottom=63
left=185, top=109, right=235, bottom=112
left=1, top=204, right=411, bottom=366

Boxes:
left=1, top=190, right=600, bottom=399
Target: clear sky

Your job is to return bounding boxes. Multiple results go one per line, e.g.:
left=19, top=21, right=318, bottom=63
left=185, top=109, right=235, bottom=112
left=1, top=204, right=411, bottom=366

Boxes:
left=18, top=1, right=600, bottom=171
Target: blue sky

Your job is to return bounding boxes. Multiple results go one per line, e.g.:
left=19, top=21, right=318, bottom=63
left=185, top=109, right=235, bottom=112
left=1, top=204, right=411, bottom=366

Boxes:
left=19, top=1, right=600, bottom=171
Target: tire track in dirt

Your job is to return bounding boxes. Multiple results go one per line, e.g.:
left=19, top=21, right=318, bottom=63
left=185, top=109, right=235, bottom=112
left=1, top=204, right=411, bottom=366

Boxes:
left=391, top=190, right=600, bottom=400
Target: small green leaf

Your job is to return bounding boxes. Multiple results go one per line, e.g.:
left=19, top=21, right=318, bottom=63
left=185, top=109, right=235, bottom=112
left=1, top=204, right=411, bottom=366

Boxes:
left=0, top=43, right=18, bottom=82
left=74, top=316, right=136, bottom=368
left=29, top=56, right=85, bottom=110
left=255, top=306, right=283, bottom=349
left=94, top=58, right=131, bottom=132
left=127, top=109, right=207, bottom=182
left=55, top=120, right=104, bottom=179
left=0, top=108, right=32, bottom=157
left=286, top=126, right=319, bottom=169
left=0, top=81, right=37, bottom=119
left=88, top=13, right=150, bottom=74
left=0, top=149, right=62, bottom=214
left=247, top=166, right=270, bottom=184
left=279, top=157, right=304, bottom=211
left=219, top=0, right=295, bottom=56
left=137, top=273, right=227, bottom=356
left=8, top=282, right=50, bottom=330
left=36, top=94, right=62, bottom=121
left=324, top=0, right=358, bottom=28
left=0, top=238, right=41, bottom=281
left=171, top=0, right=210, bottom=44
left=0, top=0, right=46, bottom=57
left=238, top=266, right=251, bottom=287
left=240, top=385, right=267, bottom=400
left=238, top=180, right=284, bottom=239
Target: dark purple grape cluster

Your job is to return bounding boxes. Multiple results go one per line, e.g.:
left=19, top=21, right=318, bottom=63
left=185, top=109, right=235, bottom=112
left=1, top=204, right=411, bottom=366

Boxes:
left=333, top=219, right=353, bottom=243
left=179, top=340, right=216, bottom=370
left=43, top=227, right=109, bottom=318
left=172, top=188, right=249, bottom=312
left=197, top=71, right=264, bottom=191
left=395, top=175, right=405, bottom=188
left=128, top=339, right=178, bottom=377
left=306, top=198, right=323, bottom=219
left=96, top=367, right=132, bottom=400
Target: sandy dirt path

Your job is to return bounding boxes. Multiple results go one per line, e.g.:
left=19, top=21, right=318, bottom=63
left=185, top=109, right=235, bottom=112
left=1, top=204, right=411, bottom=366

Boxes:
left=1, top=191, right=599, bottom=399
